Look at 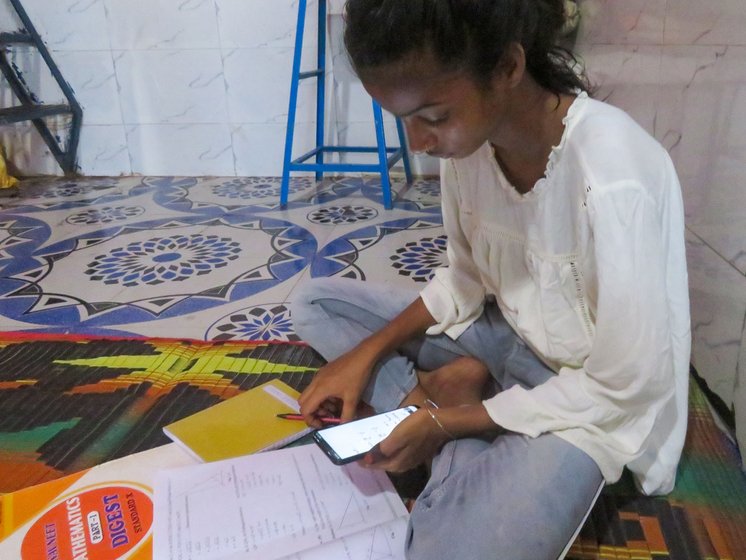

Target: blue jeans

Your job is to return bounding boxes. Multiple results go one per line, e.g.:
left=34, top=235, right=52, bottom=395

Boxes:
left=291, top=277, right=604, bottom=560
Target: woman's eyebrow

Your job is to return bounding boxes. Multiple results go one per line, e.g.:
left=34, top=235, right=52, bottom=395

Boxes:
left=397, top=102, right=442, bottom=118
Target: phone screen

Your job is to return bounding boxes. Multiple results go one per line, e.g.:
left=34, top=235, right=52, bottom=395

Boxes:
left=313, top=405, right=419, bottom=464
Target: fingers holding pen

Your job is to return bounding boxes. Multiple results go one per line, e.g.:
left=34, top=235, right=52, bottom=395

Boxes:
left=298, top=377, right=348, bottom=427
left=299, top=393, right=329, bottom=428
left=299, top=360, right=370, bottom=425
left=306, top=399, right=343, bottom=427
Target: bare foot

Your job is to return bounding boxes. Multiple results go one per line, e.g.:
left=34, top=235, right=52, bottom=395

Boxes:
left=417, top=356, right=490, bottom=408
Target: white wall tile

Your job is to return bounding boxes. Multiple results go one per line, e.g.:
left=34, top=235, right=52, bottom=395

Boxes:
left=104, top=0, right=220, bottom=50
left=331, top=77, right=395, bottom=126
left=53, top=51, right=122, bottom=125
left=0, top=2, right=22, bottom=31
left=665, top=0, right=746, bottom=46
left=689, top=221, right=746, bottom=276
left=327, top=11, right=348, bottom=67
left=3, top=0, right=421, bottom=178
left=736, top=323, right=746, bottom=469
left=20, top=0, right=111, bottom=51
left=0, top=73, right=18, bottom=108
left=217, top=0, right=318, bottom=50
left=686, top=230, right=746, bottom=409
left=223, top=47, right=315, bottom=124
left=77, top=125, right=131, bottom=175
left=733, top=240, right=746, bottom=275
left=232, top=122, right=315, bottom=176
left=328, top=0, right=346, bottom=16
left=655, top=46, right=746, bottom=271
left=576, top=44, right=661, bottom=135
left=114, top=49, right=228, bottom=125
left=577, top=0, right=666, bottom=45
left=126, top=124, right=234, bottom=175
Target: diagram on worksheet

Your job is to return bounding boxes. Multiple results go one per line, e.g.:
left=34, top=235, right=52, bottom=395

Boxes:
left=284, top=517, right=409, bottom=560
left=180, top=468, right=233, bottom=497
left=338, top=493, right=366, bottom=529
left=367, top=523, right=402, bottom=560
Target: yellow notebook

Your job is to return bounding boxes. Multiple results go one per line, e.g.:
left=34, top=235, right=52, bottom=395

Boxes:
left=162, top=379, right=313, bottom=462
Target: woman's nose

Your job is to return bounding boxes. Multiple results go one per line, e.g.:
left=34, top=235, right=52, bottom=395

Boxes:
left=404, top=119, right=436, bottom=154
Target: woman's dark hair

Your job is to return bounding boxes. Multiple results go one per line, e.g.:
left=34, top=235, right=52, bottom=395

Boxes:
left=344, top=0, right=588, bottom=95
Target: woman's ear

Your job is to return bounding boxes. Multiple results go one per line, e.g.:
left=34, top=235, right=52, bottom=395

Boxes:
left=491, top=42, right=526, bottom=90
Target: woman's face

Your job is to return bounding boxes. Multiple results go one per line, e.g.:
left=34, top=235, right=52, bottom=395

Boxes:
left=362, top=53, right=511, bottom=160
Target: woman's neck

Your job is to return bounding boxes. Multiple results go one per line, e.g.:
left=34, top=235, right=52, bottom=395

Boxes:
left=489, top=80, right=574, bottom=193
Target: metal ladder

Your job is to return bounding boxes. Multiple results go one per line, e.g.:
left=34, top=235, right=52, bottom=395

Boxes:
left=281, top=0, right=412, bottom=209
left=0, top=0, right=82, bottom=174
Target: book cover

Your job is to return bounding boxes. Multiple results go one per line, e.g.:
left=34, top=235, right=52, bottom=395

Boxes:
left=0, top=444, right=197, bottom=559
left=162, top=379, right=313, bottom=462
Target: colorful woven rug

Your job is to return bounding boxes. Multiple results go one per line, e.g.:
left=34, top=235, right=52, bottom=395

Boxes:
left=0, top=333, right=744, bottom=559
left=0, top=333, right=323, bottom=492
left=567, top=380, right=746, bottom=560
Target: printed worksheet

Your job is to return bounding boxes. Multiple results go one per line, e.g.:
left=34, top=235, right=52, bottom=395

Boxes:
left=284, top=517, right=408, bottom=560
left=152, top=444, right=408, bottom=560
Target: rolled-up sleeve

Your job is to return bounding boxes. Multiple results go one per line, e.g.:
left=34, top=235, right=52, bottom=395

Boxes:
left=483, top=181, right=678, bottom=484
left=420, top=159, right=486, bottom=339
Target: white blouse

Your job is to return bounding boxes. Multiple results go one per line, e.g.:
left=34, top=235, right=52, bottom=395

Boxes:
left=419, top=92, right=691, bottom=495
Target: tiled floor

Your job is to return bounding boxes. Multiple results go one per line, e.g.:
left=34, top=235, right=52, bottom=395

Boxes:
left=0, top=175, right=444, bottom=341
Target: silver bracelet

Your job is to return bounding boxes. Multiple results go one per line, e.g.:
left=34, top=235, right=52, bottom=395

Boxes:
left=424, top=398, right=456, bottom=440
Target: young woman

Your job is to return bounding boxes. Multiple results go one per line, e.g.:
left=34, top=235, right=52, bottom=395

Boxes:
left=292, top=1, right=691, bottom=558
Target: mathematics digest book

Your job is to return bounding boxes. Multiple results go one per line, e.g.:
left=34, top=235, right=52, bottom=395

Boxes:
left=0, top=444, right=196, bottom=560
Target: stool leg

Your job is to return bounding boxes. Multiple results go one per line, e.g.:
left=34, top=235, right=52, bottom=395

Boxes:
left=281, top=0, right=308, bottom=207
left=395, top=116, right=413, bottom=184
left=372, top=100, right=393, bottom=209
left=315, top=0, right=326, bottom=182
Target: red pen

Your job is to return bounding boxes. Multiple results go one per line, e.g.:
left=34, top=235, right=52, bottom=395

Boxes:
left=276, top=413, right=341, bottom=424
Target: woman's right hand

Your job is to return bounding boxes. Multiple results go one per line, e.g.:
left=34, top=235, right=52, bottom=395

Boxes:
left=299, top=297, right=437, bottom=428
left=298, top=345, right=377, bottom=427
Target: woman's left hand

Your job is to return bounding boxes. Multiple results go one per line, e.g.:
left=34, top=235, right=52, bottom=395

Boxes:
left=360, top=409, right=452, bottom=472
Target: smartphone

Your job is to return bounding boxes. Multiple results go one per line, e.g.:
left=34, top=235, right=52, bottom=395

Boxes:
left=312, top=405, right=419, bottom=465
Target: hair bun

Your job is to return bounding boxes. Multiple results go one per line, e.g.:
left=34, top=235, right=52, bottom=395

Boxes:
left=535, top=0, right=569, bottom=40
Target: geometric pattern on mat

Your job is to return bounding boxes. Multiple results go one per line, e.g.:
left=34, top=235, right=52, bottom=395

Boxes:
left=567, top=381, right=746, bottom=560
left=0, top=333, right=744, bottom=558
left=0, top=333, right=322, bottom=493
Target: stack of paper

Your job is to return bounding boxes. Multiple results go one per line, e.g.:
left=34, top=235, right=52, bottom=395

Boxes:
left=0, top=443, right=410, bottom=560
left=153, top=443, right=409, bottom=560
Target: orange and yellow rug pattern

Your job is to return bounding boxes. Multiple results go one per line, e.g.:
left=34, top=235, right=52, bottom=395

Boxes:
left=0, top=332, right=744, bottom=559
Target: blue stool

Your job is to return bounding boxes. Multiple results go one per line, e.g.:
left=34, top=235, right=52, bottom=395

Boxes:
left=281, top=0, right=412, bottom=209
